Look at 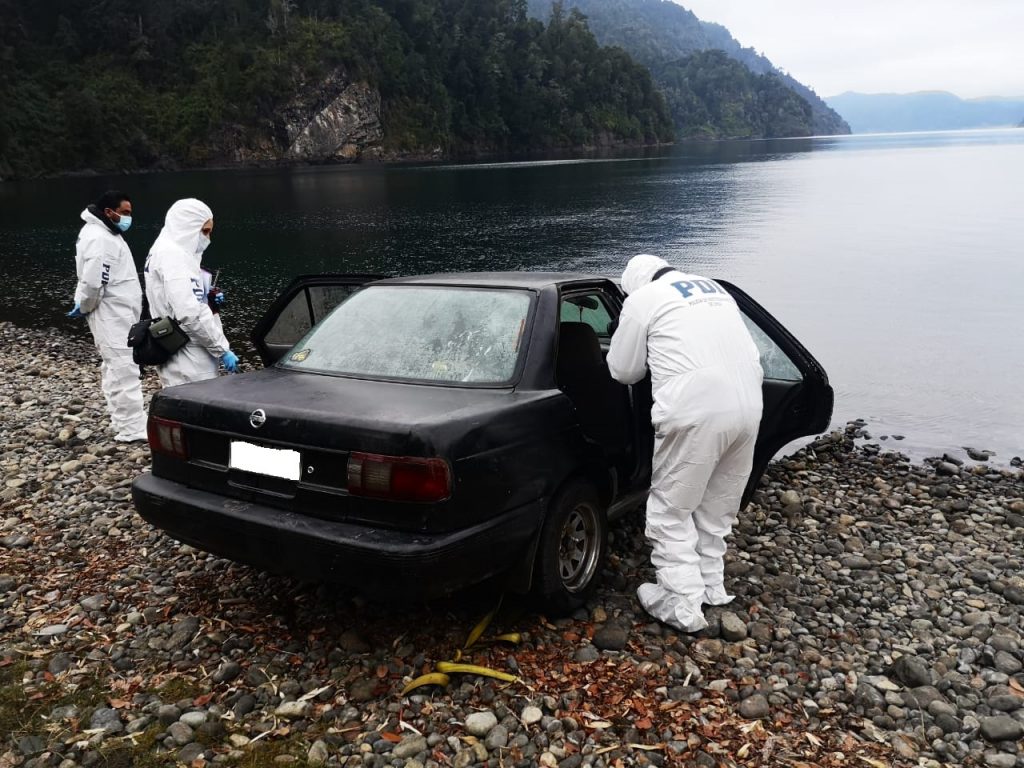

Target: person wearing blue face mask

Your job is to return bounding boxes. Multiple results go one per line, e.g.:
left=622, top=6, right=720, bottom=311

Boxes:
left=67, top=190, right=149, bottom=442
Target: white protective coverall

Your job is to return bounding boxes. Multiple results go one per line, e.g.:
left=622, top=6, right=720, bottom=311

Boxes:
left=74, top=208, right=148, bottom=440
left=144, top=199, right=230, bottom=387
left=607, top=254, right=763, bottom=632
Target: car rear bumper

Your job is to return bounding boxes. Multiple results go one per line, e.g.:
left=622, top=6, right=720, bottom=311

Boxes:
left=132, top=473, right=542, bottom=597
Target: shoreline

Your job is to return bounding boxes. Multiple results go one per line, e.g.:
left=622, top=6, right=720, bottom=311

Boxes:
left=2, top=321, right=1023, bottom=768
left=0, top=140, right=681, bottom=184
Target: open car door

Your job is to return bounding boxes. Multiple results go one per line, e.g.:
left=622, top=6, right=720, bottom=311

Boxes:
left=719, top=280, right=834, bottom=504
left=251, top=273, right=384, bottom=366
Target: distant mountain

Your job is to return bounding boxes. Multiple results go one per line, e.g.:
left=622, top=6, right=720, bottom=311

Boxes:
left=825, top=91, right=1024, bottom=134
left=528, top=0, right=850, bottom=136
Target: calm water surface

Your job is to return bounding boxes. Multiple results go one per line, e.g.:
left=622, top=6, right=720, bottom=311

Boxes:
left=1, top=129, right=1021, bottom=462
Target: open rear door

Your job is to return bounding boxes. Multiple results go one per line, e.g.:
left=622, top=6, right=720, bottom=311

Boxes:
left=251, top=273, right=384, bottom=366
left=718, top=280, right=835, bottom=505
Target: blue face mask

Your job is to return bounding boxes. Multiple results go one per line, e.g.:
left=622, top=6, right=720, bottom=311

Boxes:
left=115, top=214, right=132, bottom=233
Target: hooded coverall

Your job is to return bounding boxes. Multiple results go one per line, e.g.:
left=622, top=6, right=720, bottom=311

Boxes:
left=144, top=199, right=230, bottom=387
left=607, top=255, right=763, bottom=632
left=74, top=208, right=148, bottom=440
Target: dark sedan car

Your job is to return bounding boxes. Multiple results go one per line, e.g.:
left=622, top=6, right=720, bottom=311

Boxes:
left=132, top=272, right=833, bottom=611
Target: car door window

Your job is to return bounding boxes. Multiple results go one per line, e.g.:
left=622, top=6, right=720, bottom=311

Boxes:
left=264, top=291, right=312, bottom=346
left=741, top=314, right=803, bottom=381
left=264, top=285, right=361, bottom=347
left=560, top=292, right=616, bottom=338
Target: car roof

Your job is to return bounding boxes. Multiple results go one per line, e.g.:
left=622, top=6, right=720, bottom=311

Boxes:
left=378, top=271, right=614, bottom=289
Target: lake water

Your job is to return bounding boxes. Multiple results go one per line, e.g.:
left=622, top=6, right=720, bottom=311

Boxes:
left=1, top=129, right=1022, bottom=464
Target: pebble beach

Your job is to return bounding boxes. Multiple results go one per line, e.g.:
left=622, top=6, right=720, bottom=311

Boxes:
left=2, top=320, right=1023, bottom=768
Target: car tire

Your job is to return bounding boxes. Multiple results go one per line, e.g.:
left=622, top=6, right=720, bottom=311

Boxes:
left=533, top=479, right=608, bottom=615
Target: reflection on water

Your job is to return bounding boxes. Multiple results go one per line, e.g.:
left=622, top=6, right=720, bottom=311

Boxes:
left=1, top=129, right=1022, bottom=462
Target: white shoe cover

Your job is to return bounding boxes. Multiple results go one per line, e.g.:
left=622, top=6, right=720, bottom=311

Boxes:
left=637, top=583, right=708, bottom=633
left=114, top=431, right=148, bottom=443
left=703, top=584, right=735, bottom=606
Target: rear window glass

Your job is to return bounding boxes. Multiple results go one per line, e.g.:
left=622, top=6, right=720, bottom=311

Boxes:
left=281, top=286, right=532, bottom=384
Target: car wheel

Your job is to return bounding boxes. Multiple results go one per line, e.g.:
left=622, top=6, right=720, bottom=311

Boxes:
left=533, top=480, right=608, bottom=614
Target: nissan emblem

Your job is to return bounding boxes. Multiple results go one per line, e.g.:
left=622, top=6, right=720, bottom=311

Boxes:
left=249, top=409, right=267, bottom=429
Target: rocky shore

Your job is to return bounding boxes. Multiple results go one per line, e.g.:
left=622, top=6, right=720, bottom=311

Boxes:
left=1, top=321, right=1022, bottom=768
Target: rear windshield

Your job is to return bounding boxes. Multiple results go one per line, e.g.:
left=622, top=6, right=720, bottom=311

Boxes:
left=280, top=285, right=532, bottom=385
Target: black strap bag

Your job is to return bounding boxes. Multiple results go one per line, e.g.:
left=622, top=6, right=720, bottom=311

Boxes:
left=127, top=297, right=190, bottom=366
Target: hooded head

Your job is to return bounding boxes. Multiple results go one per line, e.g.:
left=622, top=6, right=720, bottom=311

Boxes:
left=621, top=254, right=669, bottom=295
left=159, top=198, right=213, bottom=255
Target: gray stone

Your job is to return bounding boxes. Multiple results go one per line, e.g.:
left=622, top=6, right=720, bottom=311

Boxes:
left=465, top=710, right=498, bottom=737
left=936, top=462, right=961, bottom=476
left=592, top=623, right=629, bottom=651
left=993, top=651, right=1023, bottom=675
left=48, top=653, right=73, bottom=675
left=987, top=695, right=1022, bottom=712
left=79, top=595, right=108, bottom=612
left=307, top=740, right=330, bottom=765
left=983, top=753, right=1017, bottom=768
left=980, top=716, right=1024, bottom=742
left=484, top=724, right=509, bottom=750
left=274, top=701, right=311, bottom=720
left=126, top=716, right=152, bottom=734
left=779, top=490, right=801, bottom=506
left=167, top=722, right=193, bottom=746
left=212, top=661, right=242, bottom=684
left=177, top=744, right=205, bottom=764
left=719, top=612, right=747, bottom=642
left=522, top=705, right=543, bottom=725
left=390, top=735, right=426, bottom=760
left=337, top=630, right=371, bottom=654
left=157, top=704, right=181, bottom=725
left=888, top=655, right=933, bottom=688
left=89, top=707, right=123, bottom=734
left=349, top=679, right=376, bottom=703
left=17, top=735, right=46, bottom=756
left=574, top=645, right=599, bottom=662
left=179, top=711, right=207, bottom=728
left=738, top=694, right=770, bottom=719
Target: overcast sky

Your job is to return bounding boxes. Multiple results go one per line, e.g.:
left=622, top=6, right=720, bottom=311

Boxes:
left=677, top=0, right=1024, bottom=99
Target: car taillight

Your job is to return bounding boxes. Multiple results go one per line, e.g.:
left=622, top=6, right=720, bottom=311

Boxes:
left=147, top=416, right=189, bottom=460
left=346, top=452, right=451, bottom=503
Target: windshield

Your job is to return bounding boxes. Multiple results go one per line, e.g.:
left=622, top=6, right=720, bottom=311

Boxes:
left=280, top=285, right=532, bottom=385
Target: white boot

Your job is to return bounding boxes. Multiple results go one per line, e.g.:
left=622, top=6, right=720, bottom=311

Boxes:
left=703, top=583, right=735, bottom=606
left=637, top=583, right=708, bottom=633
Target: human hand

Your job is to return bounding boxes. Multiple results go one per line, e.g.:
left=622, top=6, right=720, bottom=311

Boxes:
left=67, top=303, right=86, bottom=318
left=221, top=350, right=239, bottom=373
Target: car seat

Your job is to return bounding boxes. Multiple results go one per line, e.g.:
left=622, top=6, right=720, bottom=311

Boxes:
left=556, top=322, right=631, bottom=454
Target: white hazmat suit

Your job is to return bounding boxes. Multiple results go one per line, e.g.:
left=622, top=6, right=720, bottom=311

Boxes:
left=607, top=255, right=763, bottom=632
left=74, top=208, right=148, bottom=441
left=144, top=199, right=230, bottom=387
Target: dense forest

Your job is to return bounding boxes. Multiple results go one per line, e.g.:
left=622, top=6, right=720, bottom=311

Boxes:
left=528, top=0, right=850, bottom=137
left=0, top=0, right=674, bottom=179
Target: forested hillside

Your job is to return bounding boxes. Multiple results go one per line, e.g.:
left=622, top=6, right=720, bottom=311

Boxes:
left=529, top=0, right=850, bottom=137
left=0, top=0, right=673, bottom=179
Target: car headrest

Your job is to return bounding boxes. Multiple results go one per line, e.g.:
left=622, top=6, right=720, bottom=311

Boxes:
left=557, top=322, right=603, bottom=373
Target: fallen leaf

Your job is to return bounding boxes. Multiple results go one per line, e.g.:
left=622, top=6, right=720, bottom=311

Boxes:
left=193, top=693, right=214, bottom=707
left=381, top=732, right=401, bottom=743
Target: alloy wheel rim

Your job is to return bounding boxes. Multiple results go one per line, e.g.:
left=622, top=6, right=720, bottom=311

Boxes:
left=558, top=502, right=600, bottom=593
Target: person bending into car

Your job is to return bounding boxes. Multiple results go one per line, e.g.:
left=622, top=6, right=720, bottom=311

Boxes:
left=144, top=198, right=239, bottom=386
left=607, top=254, right=763, bottom=633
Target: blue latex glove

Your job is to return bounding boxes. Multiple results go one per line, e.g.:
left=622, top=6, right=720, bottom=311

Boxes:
left=213, top=290, right=226, bottom=306
left=67, top=303, right=86, bottom=318
left=221, top=350, right=239, bottom=373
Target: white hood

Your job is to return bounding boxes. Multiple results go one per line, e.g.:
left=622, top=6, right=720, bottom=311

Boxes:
left=621, top=254, right=670, bottom=295
left=150, top=198, right=212, bottom=266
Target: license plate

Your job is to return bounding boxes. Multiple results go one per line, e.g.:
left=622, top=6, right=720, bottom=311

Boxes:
left=229, top=441, right=301, bottom=481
